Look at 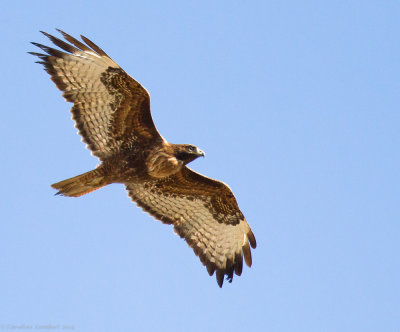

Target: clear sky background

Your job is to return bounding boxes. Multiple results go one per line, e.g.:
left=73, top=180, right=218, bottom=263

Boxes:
left=1, top=1, right=399, bottom=331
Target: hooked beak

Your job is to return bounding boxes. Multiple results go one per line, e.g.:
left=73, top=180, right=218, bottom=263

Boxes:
left=196, top=148, right=205, bottom=157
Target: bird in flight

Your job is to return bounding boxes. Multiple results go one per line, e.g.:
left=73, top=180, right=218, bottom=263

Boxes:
left=30, top=30, right=256, bottom=287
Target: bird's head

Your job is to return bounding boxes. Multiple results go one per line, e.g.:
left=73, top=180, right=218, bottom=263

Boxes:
left=174, top=144, right=205, bottom=165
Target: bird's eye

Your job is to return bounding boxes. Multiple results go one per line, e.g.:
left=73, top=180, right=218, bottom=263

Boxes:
left=187, top=146, right=195, bottom=152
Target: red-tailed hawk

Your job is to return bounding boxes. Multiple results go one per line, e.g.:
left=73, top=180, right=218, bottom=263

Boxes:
left=30, top=30, right=256, bottom=287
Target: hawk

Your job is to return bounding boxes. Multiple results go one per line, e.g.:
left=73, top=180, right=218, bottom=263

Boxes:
left=30, top=30, right=256, bottom=287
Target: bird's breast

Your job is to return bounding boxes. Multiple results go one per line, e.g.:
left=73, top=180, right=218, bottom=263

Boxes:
left=146, top=149, right=183, bottom=178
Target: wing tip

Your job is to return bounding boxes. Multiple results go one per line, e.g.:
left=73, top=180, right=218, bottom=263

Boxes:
left=39, top=30, right=49, bottom=37
left=248, top=229, right=257, bottom=249
left=234, top=251, right=243, bottom=276
left=216, top=270, right=224, bottom=288
left=55, top=28, right=66, bottom=34
left=206, top=264, right=216, bottom=276
left=80, top=34, right=110, bottom=58
left=243, top=241, right=253, bottom=267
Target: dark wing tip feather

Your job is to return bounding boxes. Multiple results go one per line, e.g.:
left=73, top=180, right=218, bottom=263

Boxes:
left=214, top=258, right=239, bottom=287
left=33, top=29, right=109, bottom=59
left=27, top=51, right=45, bottom=57
left=248, top=229, right=257, bottom=249
left=56, top=29, right=93, bottom=52
left=234, top=251, right=243, bottom=276
left=27, top=51, right=48, bottom=64
left=243, top=241, right=252, bottom=267
left=31, top=42, right=67, bottom=58
left=40, top=30, right=79, bottom=54
left=216, top=270, right=224, bottom=288
left=226, top=266, right=234, bottom=283
left=30, top=41, right=42, bottom=48
left=55, top=28, right=67, bottom=34
left=206, top=264, right=216, bottom=276
left=80, top=35, right=109, bottom=57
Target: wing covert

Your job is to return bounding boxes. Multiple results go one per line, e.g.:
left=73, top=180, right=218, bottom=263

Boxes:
left=126, top=167, right=256, bottom=287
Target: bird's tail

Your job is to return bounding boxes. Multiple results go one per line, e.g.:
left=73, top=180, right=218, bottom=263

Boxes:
left=51, top=168, right=109, bottom=197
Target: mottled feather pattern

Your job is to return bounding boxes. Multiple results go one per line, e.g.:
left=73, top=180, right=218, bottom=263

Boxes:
left=126, top=167, right=256, bottom=286
left=100, top=67, right=157, bottom=142
left=30, top=30, right=256, bottom=287
left=29, top=30, right=159, bottom=160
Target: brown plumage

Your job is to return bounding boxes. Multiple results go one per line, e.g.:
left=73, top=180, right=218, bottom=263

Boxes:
left=30, top=30, right=256, bottom=287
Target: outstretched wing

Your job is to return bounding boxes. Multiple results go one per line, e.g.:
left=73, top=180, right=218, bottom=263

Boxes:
left=126, top=167, right=256, bottom=287
left=30, top=30, right=161, bottom=160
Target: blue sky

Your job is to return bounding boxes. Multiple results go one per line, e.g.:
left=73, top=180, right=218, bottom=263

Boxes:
left=1, top=1, right=399, bottom=331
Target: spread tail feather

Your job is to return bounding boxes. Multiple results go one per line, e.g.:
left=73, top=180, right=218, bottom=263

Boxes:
left=51, top=169, right=109, bottom=197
